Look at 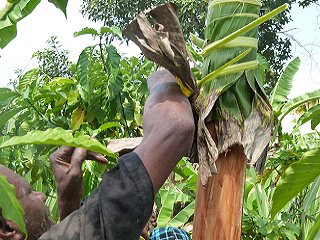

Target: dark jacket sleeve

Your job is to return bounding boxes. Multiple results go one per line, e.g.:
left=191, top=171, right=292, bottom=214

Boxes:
left=39, top=153, right=154, bottom=240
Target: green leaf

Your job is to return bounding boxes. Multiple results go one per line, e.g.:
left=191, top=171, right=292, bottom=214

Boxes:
left=297, top=105, right=320, bottom=128
left=100, top=26, right=122, bottom=38
left=74, top=27, right=98, bottom=37
left=0, top=128, right=116, bottom=158
left=271, top=149, right=320, bottom=218
left=0, top=175, right=27, bottom=235
left=270, top=57, right=301, bottom=112
left=298, top=132, right=320, bottom=149
left=311, top=111, right=320, bottom=130
left=18, top=69, right=38, bottom=91
left=70, top=106, right=85, bottom=130
left=280, top=89, right=320, bottom=122
left=157, top=188, right=176, bottom=227
left=307, top=213, right=320, bottom=240
left=303, top=177, right=320, bottom=212
left=48, top=0, right=68, bottom=17
left=0, top=88, right=19, bottom=105
left=167, top=200, right=195, bottom=228
left=0, top=107, right=25, bottom=130
left=106, top=45, right=121, bottom=70
left=0, top=0, right=41, bottom=48
left=77, top=46, right=93, bottom=84
left=92, top=122, right=121, bottom=137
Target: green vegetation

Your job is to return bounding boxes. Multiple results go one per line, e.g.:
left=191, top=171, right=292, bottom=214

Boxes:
left=0, top=0, right=319, bottom=239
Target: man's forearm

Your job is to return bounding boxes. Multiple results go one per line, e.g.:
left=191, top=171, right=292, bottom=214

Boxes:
left=135, top=70, right=195, bottom=193
left=58, top=197, right=81, bottom=221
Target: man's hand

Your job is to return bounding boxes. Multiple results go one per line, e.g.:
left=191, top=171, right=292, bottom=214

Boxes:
left=50, top=147, right=107, bottom=221
left=141, top=212, right=157, bottom=240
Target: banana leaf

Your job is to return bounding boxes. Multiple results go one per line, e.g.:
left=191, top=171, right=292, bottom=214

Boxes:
left=123, top=1, right=286, bottom=184
left=193, top=0, right=284, bottom=184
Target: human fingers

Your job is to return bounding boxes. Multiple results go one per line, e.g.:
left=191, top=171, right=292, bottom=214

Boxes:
left=50, top=146, right=74, bottom=165
left=70, top=148, right=88, bottom=170
left=150, top=212, right=157, bottom=228
left=86, top=151, right=108, bottom=164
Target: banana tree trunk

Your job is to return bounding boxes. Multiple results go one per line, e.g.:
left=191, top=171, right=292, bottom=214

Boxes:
left=193, top=124, right=246, bottom=239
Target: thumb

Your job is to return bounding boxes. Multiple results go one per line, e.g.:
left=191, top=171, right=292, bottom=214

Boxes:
left=70, top=148, right=88, bottom=170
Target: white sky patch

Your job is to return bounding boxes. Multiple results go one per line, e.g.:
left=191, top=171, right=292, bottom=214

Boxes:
left=0, top=1, right=101, bottom=85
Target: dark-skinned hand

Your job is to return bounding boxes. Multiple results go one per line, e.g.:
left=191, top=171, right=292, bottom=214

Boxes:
left=50, top=147, right=107, bottom=221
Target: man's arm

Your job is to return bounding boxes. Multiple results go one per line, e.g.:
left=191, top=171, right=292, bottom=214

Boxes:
left=134, top=69, right=195, bottom=193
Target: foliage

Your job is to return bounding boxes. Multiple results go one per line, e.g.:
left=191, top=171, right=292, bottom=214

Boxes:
left=243, top=169, right=300, bottom=239
left=80, top=0, right=320, bottom=95
left=0, top=175, right=27, bottom=236
left=80, top=0, right=207, bottom=40
left=270, top=57, right=301, bottom=113
left=254, top=55, right=320, bottom=239
left=155, top=158, right=197, bottom=232
left=0, top=31, right=155, bottom=222
left=0, top=0, right=68, bottom=48
left=0, top=128, right=116, bottom=158
left=48, top=0, right=68, bottom=17
left=271, top=148, right=320, bottom=218
left=0, top=1, right=319, bottom=239
left=32, top=36, right=74, bottom=79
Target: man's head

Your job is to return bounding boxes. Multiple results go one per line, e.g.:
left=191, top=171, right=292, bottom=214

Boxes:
left=0, top=166, right=52, bottom=240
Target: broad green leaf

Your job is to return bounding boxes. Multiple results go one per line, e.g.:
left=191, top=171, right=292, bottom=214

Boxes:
left=307, top=213, right=320, bottom=240
left=311, top=111, right=320, bottom=130
left=157, top=188, right=176, bottom=227
left=48, top=0, right=68, bottom=17
left=303, top=177, right=320, bottom=212
left=0, top=107, right=25, bottom=130
left=0, top=128, right=116, bottom=158
left=280, top=89, right=320, bottom=122
left=0, top=175, right=27, bottom=235
left=77, top=46, right=93, bottom=84
left=167, top=200, right=195, bottom=228
left=0, top=0, right=41, bottom=48
left=298, top=132, right=320, bottom=149
left=297, top=105, right=320, bottom=127
left=92, top=122, right=121, bottom=137
left=18, top=69, right=38, bottom=91
left=76, top=46, right=94, bottom=102
left=0, top=88, right=19, bottom=105
left=70, top=106, right=85, bottom=130
left=74, top=27, right=98, bottom=37
left=190, top=32, right=205, bottom=48
left=270, top=57, right=301, bottom=112
left=106, top=45, right=121, bottom=70
left=49, top=77, right=75, bottom=85
left=271, top=149, right=320, bottom=218
left=100, top=26, right=122, bottom=38
left=255, top=184, right=269, bottom=218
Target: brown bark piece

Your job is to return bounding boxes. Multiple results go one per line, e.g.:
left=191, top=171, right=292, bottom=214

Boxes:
left=193, top=144, right=246, bottom=240
left=108, top=137, right=142, bottom=156
left=193, top=121, right=246, bottom=239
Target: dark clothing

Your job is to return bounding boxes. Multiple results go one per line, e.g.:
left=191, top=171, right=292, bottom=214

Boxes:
left=40, top=153, right=154, bottom=240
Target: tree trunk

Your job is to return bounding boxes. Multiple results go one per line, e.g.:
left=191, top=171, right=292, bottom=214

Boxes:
left=193, top=124, right=247, bottom=240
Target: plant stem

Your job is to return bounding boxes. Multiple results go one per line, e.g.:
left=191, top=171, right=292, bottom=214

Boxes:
left=201, top=4, right=288, bottom=57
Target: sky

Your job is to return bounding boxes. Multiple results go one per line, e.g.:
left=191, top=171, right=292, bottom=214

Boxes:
left=0, top=1, right=319, bottom=132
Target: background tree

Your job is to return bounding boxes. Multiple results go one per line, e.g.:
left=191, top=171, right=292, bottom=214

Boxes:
left=80, top=0, right=320, bottom=94
left=32, top=36, right=74, bottom=79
